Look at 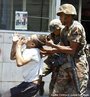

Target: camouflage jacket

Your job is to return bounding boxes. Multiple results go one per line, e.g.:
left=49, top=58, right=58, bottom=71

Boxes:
left=61, top=20, right=89, bottom=72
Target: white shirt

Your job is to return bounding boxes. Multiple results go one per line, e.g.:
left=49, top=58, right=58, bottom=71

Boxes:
left=22, top=48, right=42, bottom=82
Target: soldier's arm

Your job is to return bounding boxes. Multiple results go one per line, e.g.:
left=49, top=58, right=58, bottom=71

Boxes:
left=49, top=41, right=79, bottom=55
left=45, top=37, right=79, bottom=55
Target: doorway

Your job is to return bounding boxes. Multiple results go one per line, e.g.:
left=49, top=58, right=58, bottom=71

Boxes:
left=81, top=0, right=90, bottom=44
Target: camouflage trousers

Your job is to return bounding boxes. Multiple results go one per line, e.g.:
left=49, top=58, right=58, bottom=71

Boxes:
left=49, top=63, right=89, bottom=97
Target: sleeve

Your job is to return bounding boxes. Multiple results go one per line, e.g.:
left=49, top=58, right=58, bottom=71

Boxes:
left=68, top=27, right=82, bottom=43
left=22, top=49, right=33, bottom=61
left=31, top=49, right=40, bottom=62
left=23, top=49, right=40, bottom=62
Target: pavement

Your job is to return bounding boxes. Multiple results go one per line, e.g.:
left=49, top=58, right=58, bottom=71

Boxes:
left=1, top=80, right=90, bottom=97
left=36, top=78, right=90, bottom=97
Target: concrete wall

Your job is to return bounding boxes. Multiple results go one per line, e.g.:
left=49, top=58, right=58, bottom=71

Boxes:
left=0, top=31, right=51, bottom=97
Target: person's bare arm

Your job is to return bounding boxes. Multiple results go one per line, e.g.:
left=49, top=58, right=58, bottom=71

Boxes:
left=10, top=42, right=17, bottom=60
left=47, top=41, right=79, bottom=55
left=10, top=33, right=20, bottom=60
left=15, top=39, right=32, bottom=67
left=45, top=38, right=79, bottom=55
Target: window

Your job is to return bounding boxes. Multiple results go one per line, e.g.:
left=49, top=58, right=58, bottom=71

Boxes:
left=0, top=0, right=51, bottom=32
left=82, top=0, right=90, bottom=43
left=0, top=0, right=12, bottom=29
left=26, top=0, right=49, bottom=32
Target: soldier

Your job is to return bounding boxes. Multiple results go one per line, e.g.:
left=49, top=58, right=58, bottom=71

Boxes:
left=41, top=19, right=70, bottom=97
left=42, top=19, right=65, bottom=76
left=45, top=4, right=89, bottom=97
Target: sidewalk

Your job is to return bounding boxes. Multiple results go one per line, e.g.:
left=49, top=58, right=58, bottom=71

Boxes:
left=36, top=81, right=90, bottom=97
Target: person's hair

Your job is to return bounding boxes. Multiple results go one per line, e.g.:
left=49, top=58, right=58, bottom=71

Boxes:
left=31, top=35, right=46, bottom=48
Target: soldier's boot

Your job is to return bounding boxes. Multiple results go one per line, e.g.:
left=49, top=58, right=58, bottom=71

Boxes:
left=39, top=81, right=45, bottom=96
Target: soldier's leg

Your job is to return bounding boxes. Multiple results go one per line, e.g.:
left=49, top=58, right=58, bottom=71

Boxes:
left=76, top=61, right=89, bottom=97
left=42, top=62, right=52, bottom=77
left=39, top=62, right=52, bottom=96
left=49, top=66, right=76, bottom=97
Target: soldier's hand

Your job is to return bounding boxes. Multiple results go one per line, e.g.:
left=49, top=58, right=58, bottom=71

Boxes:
left=45, top=37, right=54, bottom=47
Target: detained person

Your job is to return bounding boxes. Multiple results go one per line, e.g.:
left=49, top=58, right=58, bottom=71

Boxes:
left=2, top=33, right=45, bottom=97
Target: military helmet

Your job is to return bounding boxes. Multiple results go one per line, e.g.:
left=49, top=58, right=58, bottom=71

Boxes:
left=57, top=4, right=77, bottom=16
left=49, top=19, right=64, bottom=32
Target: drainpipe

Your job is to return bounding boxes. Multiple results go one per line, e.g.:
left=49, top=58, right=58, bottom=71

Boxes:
left=56, top=0, right=61, bottom=19
left=78, top=0, right=82, bottom=23
left=23, top=0, right=26, bottom=11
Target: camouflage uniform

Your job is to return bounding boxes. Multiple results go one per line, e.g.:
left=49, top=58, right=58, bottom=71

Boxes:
left=51, top=21, right=89, bottom=97
left=42, top=19, right=71, bottom=97
left=48, top=4, right=89, bottom=97
left=43, top=35, right=70, bottom=97
left=42, top=19, right=65, bottom=77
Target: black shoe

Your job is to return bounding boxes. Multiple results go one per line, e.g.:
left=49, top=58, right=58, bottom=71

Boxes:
left=39, top=81, right=45, bottom=96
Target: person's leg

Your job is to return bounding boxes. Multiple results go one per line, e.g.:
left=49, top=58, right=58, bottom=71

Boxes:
left=49, top=67, right=75, bottom=97
left=10, top=82, right=40, bottom=97
left=39, top=62, right=52, bottom=96
left=2, top=82, right=26, bottom=97
left=39, top=79, right=45, bottom=96
left=76, top=62, right=89, bottom=96
left=42, top=62, right=52, bottom=77
left=10, top=82, right=27, bottom=97
left=20, top=82, right=39, bottom=97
